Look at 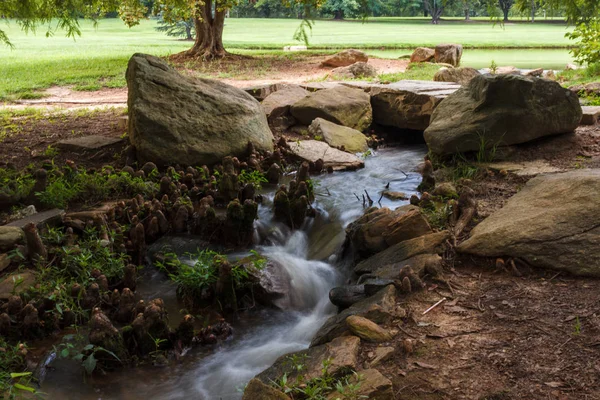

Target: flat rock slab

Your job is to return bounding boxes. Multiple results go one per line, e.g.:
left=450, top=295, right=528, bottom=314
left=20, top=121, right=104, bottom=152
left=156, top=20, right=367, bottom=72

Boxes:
left=299, top=82, right=343, bottom=92
left=369, top=80, right=461, bottom=97
left=581, top=106, right=600, bottom=125
left=287, top=140, right=364, bottom=171
left=5, top=208, right=64, bottom=229
left=479, top=160, right=562, bottom=176
left=57, top=135, right=123, bottom=151
left=0, top=270, right=35, bottom=300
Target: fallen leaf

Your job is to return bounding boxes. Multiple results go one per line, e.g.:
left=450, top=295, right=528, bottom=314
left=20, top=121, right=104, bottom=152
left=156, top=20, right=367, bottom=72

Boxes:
left=544, top=381, right=564, bottom=388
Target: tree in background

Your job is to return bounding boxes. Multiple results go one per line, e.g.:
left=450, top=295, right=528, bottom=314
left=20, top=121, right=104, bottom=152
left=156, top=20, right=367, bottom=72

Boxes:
left=497, top=0, right=513, bottom=20
left=155, top=16, right=195, bottom=40
left=423, top=0, right=447, bottom=23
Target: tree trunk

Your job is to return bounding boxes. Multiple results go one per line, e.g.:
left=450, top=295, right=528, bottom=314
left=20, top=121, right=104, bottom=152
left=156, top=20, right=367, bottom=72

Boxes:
left=530, top=0, right=535, bottom=22
left=185, top=0, right=228, bottom=59
left=503, top=8, right=509, bottom=21
left=464, top=8, right=470, bottom=20
left=333, top=10, right=344, bottom=20
left=185, top=25, right=193, bottom=41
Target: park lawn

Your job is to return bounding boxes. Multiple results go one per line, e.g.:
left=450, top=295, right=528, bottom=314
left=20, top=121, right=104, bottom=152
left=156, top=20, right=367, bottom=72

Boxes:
left=0, top=17, right=575, bottom=100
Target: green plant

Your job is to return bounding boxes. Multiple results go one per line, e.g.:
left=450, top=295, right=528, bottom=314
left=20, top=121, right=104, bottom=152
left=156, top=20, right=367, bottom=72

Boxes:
left=238, top=170, right=268, bottom=189
left=573, top=316, right=582, bottom=335
left=422, top=202, right=454, bottom=230
left=489, top=59, right=498, bottom=74
left=55, top=332, right=122, bottom=376
left=0, top=339, right=39, bottom=399
left=567, top=21, right=600, bottom=66
left=43, top=145, right=59, bottom=158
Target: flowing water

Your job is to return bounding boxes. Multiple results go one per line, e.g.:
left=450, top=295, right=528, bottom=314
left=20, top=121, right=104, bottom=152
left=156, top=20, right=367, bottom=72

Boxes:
left=40, top=146, right=426, bottom=400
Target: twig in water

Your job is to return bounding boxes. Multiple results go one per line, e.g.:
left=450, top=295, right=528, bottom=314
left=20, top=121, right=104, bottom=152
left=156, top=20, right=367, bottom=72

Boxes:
left=364, top=190, right=373, bottom=206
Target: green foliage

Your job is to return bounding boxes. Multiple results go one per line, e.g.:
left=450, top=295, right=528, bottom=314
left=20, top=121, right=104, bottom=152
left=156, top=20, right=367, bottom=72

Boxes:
left=567, top=21, right=600, bottom=66
left=0, top=338, right=39, bottom=399
left=379, top=62, right=440, bottom=83
left=558, top=62, right=600, bottom=87
left=238, top=170, right=268, bottom=189
left=489, top=59, right=498, bottom=74
left=573, top=316, right=582, bottom=335
left=0, top=168, right=35, bottom=204
left=273, top=357, right=367, bottom=400
left=155, top=16, right=195, bottom=39
left=55, top=331, right=122, bottom=376
left=157, top=248, right=266, bottom=301
left=35, top=166, right=159, bottom=209
left=422, top=202, right=454, bottom=230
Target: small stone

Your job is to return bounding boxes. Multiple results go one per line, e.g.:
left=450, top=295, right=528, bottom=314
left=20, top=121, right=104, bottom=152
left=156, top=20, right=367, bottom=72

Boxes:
left=370, top=346, right=395, bottom=367
left=57, top=135, right=123, bottom=151
left=382, top=191, right=408, bottom=201
left=346, top=315, right=393, bottom=342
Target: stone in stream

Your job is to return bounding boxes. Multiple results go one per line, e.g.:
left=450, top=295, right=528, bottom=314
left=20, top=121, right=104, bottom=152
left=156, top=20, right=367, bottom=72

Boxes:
left=346, top=315, right=393, bottom=342
left=308, top=118, right=369, bottom=154
left=126, top=53, right=274, bottom=166
left=311, top=285, right=397, bottom=347
left=329, top=284, right=366, bottom=309
left=287, top=140, right=364, bottom=171
left=368, top=80, right=460, bottom=131
left=321, top=49, right=369, bottom=67
left=255, top=336, right=360, bottom=384
left=345, top=205, right=432, bottom=258
left=424, top=75, right=582, bottom=156
left=290, top=85, right=373, bottom=131
left=458, top=169, right=600, bottom=276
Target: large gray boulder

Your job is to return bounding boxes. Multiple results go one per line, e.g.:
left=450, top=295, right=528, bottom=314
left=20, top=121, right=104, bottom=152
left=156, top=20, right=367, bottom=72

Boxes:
left=458, top=170, right=600, bottom=277
left=290, top=85, right=372, bottom=131
left=261, top=85, right=310, bottom=129
left=368, top=80, right=460, bottom=131
left=424, top=75, right=582, bottom=155
left=126, top=53, right=274, bottom=166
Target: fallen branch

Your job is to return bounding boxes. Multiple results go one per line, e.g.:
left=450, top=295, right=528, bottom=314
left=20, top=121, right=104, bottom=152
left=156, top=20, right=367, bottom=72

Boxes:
left=422, top=297, right=446, bottom=315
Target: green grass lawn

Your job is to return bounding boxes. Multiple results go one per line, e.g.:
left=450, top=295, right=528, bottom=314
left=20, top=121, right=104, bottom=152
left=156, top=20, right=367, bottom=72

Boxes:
left=0, top=17, right=576, bottom=100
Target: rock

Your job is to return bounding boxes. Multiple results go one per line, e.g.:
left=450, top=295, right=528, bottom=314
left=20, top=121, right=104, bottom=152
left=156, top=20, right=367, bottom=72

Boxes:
left=458, top=170, right=600, bottom=276
left=346, top=315, right=392, bottom=342
left=569, top=82, right=600, bottom=97
left=354, top=231, right=449, bottom=275
left=370, top=253, right=441, bottom=280
left=434, top=67, right=480, bottom=85
left=57, top=136, right=123, bottom=151
left=287, top=140, right=364, bottom=171
left=262, top=85, right=310, bottom=129
left=369, top=346, right=395, bottom=367
left=494, top=66, right=521, bottom=75
left=478, top=160, right=561, bottom=177
left=361, top=277, right=396, bottom=295
left=343, top=369, right=393, bottom=400
left=368, top=80, right=460, bottom=131
left=329, top=62, right=377, bottom=79
left=5, top=209, right=64, bottom=230
left=346, top=205, right=432, bottom=258
left=126, top=53, right=274, bottom=166
left=581, top=106, right=600, bottom=125
left=381, top=191, right=408, bottom=201
left=329, top=285, right=366, bottom=309
left=0, top=254, right=10, bottom=272
left=257, top=336, right=360, bottom=383
left=424, top=75, right=582, bottom=155
left=243, top=83, right=286, bottom=101
left=0, top=271, right=36, bottom=300
left=565, top=63, right=578, bottom=71
left=322, top=49, right=368, bottom=67
left=290, top=85, right=372, bottom=131
left=242, top=379, right=289, bottom=400
left=434, top=44, right=463, bottom=67
left=432, top=182, right=457, bottom=198
left=311, top=285, right=396, bottom=347
left=0, top=226, right=25, bottom=252
left=525, top=68, right=544, bottom=77
left=299, top=82, right=343, bottom=92
left=410, top=47, right=435, bottom=63
left=544, top=70, right=556, bottom=80
left=308, top=118, right=368, bottom=153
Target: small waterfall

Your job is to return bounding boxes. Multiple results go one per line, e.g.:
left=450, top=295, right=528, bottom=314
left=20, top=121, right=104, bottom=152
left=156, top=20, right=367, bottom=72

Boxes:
left=193, top=230, right=340, bottom=399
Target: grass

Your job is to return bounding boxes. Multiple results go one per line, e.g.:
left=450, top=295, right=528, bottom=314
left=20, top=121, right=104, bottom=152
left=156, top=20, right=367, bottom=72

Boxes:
left=0, top=17, right=576, bottom=100
left=379, top=62, right=441, bottom=82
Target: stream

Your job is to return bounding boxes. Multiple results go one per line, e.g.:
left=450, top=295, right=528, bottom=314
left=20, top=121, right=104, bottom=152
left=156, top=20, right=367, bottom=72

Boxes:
left=40, top=145, right=426, bottom=400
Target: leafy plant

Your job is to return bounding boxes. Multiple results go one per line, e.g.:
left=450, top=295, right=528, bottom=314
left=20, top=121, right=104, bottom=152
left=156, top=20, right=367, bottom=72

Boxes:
left=55, top=332, right=122, bottom=376
left=567, top=21, right=600, bottom=66
left=238, top=169, right=268, bottom=189
left=0, top=339, right=39, bottom=399
left=489, top=59, right=498, bottom=74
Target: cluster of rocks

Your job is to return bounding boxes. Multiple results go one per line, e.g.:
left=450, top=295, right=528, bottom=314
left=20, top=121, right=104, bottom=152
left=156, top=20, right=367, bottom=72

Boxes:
left=410, top=44, right=463, bottom=67
left=321, top=49, right=378, bottom=80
